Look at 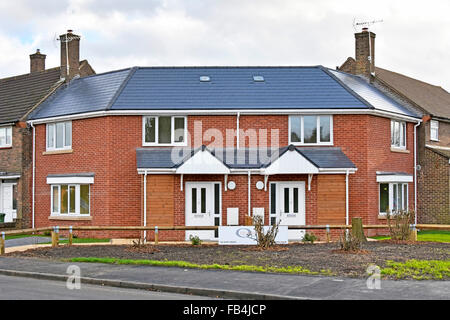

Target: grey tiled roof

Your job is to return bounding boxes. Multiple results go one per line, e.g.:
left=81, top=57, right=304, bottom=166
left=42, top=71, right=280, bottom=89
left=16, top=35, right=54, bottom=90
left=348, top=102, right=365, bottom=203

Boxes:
left=136, top=146, right=356, bottom=170
left=0, top=67, right=61, bottom=124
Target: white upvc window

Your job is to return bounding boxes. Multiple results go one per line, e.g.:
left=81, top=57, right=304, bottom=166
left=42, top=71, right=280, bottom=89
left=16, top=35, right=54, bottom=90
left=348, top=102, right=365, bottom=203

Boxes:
left=0, top=126, right=12, bottom=147
left=47, top=121, right=72, bottom=150
left=391, top=120, right=406, bottom=149
left=430, top=120, right=439, bottom=141
left=142, top=116, right=187, bottom=146
left=379, top=182, right=408, bottom=215
left=289, top=115, right=333, bottom=145
left=51, top=184, right=90, bottom=216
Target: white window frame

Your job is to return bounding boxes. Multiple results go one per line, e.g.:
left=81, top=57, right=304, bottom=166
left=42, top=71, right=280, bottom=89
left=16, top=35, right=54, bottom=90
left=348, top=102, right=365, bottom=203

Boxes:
left=46, top=121, right=72, bottom=151
left=142, top=116, right=187, bottom=146
left=288, top=115, right=333, bottom=146
left=390, top=120, right=406, bottom=149
left=50, top=184, right=90, bottom=216
left=430, top=120, right=439, bottom=141
left=379, top=182, right=408, bottom=215
left=0, top=126, right=12, bottom=148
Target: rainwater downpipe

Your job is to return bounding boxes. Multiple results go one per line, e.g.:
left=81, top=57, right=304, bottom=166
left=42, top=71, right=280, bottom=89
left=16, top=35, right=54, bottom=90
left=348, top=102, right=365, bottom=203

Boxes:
left=236, top=112, right=240, bottom=150
left=143, top=170, right=148, bottom=242
left=345, top=169, right=349, bottom=227
left=414, top=120, right=422, bottom=225
left=248, top=171, right=251, bottom=217
left=31, top=122, right=36, bottom=229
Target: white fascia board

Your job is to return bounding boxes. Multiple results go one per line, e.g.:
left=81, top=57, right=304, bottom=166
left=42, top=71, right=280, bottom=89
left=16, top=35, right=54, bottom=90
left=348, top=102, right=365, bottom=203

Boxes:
left=376, top=174, right=413, bottom=183
left=137, top=168, right=176, bottom=174
left=27, top=108, right=420, bottom=124
left=318, top=168, right=358, bottom=174
left=47, top=176, right=94, bottom=184
left=176, top=150, right=230, bottom=174
left=0, top=175, right=21, bottom=179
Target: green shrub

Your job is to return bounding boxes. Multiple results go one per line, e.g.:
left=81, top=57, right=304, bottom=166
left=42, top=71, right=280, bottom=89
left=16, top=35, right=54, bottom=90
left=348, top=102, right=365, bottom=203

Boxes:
left=302, top=233, right=317, bottom=244
left=189, top=235, right=202, bottom=246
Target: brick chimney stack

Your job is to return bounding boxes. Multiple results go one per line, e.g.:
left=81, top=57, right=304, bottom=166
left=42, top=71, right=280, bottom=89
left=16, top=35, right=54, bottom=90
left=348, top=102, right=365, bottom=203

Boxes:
left=59, top=29, right=80, bottom=81
left=29, top=49, right=46, bottom=73
left=355, top=27, right=376, bottom=77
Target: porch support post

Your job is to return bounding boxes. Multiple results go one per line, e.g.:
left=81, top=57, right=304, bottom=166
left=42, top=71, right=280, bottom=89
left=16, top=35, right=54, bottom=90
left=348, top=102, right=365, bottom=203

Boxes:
left=308, top=174, right=313, bottom=191
left=224, top=174, right=228, bottom=191
left=180, top=174, right=184, bottom=191
left=264, top=175, right=269, bottom=191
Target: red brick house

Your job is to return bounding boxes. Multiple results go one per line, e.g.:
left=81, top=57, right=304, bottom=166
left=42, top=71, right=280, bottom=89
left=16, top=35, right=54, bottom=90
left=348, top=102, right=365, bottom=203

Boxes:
left=26, top=62, right=421, bottom=241
left=0, top=30, right=94, bottom=229
left=339, top=28, right=450, bottom=224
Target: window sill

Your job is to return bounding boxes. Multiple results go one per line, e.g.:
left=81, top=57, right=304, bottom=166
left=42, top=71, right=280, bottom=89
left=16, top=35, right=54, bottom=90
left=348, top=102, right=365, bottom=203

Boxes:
left=43, top=149, right=73, bottom=155
left=378, top=215, right=388, bottom=220
left=0, top=146, right=12, bottom=149
left=49, top=215, right=91, bottom=221
left=390, top=147, right=410, bottom=154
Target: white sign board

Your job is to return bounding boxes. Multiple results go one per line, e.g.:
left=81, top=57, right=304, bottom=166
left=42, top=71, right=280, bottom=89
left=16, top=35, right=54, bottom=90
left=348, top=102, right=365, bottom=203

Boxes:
left=218, top=226, right=288, bottom=245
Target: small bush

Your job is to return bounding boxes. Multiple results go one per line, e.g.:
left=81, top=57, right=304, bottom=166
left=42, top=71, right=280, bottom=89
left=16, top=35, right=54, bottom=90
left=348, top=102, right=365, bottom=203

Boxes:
left=189, top=235, right=202, bottom=246
left=338, top=231, right=361, bottom=252
left=302, top=233, right=317, bottom=244
left=386, top=209, right=414, bottom=240
left=253, top=215, right=280, bottom=249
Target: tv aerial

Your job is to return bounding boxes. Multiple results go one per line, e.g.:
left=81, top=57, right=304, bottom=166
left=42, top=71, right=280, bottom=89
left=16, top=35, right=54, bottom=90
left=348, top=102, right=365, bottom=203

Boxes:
left=352, top=18, right=383, bottom=32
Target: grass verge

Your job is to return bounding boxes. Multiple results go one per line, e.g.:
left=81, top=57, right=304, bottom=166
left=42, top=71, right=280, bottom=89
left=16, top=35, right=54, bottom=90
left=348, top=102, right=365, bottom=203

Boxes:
left=68, top=257, right=334, bottom=276
left=5, top=234, right=48, bottom=240
left=381, top=259, right=450, bottom=280
left=370, top=230, right=450, bottom=243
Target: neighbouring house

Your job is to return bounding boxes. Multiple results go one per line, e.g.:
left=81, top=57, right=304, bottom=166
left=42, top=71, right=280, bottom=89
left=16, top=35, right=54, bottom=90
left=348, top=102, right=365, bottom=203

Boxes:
left=338, top=27, right=450, bottom=224
left=0, top=30, right=94, bottom=229
left=26, top=63, right=421, bottom=240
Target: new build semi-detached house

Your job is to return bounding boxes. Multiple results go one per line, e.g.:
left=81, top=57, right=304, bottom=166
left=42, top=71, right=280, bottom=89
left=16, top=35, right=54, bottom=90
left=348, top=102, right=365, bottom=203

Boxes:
left=27, top=65, right=421, bottom=240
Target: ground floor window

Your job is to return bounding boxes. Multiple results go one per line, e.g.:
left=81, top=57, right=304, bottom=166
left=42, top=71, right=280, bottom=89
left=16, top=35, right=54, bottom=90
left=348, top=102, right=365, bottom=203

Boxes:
left=51, top=184, right=90, bottom=215
left=379, top=183, right=408, bottom=214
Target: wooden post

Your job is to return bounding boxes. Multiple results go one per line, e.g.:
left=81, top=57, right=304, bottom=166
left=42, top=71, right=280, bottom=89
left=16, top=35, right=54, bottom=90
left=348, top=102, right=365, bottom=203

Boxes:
left=154, top=226, right=159, bottom=245
left=51, top=226, right=59, bottom=247
left=351, top=217, right=367, bottom=242
left=68, top=226, right=73, bottom=246
left=409, top=225, right=418, bottom=242
left=0, top=232, right=5, bottom=255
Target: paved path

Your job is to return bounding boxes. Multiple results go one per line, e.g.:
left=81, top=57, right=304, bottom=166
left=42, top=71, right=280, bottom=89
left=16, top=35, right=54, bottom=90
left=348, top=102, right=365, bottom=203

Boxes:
left=4, top=237, right=54, bottom=247
left=0, top=274, right=212, bottom=300
left=0, top=256, right=448, bottom=300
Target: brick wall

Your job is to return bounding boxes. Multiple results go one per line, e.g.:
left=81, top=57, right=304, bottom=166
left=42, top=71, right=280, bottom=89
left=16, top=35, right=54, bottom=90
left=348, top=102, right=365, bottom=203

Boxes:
left=33, top=113, right=415, bottom=239
left=0, top=124, right=33, bottom=228
left=418, top=148, right=450, bottom=224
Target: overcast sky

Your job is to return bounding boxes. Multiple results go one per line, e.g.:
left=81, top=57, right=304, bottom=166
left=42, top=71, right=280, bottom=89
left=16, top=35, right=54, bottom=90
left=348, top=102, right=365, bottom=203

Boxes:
left=0, top=0, right=449, bottom=91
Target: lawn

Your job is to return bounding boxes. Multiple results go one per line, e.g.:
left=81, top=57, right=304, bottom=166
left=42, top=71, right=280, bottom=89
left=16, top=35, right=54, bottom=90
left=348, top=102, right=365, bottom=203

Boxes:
left=5, top=234, right=48, bottom=240
left=370, top=230, right=450, bottom=243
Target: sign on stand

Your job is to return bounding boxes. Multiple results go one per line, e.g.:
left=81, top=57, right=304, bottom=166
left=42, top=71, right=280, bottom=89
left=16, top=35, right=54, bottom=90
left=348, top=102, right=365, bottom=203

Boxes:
left=218, top=226, right=288, bottom=245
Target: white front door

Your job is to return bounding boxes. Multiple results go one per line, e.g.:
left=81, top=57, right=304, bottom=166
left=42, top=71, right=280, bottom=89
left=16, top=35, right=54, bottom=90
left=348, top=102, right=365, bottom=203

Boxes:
left=185, top=182, right=221, bottom=241
left=274, top=182, right=306, bottom=240
left=1, top=183, right=16, bottom=223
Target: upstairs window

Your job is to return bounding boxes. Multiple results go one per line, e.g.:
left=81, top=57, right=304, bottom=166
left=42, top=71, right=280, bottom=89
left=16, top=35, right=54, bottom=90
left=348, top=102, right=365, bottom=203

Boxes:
left=0, top=126, right=12, bottom=147
left=391, top=120, right=406, bottom=149
left=430, top=120, right=439, bottom=141
left=143, top=116, right=187, bottom=146
left=289, top=115, right=332, bottom=145
left=47, top=122, right=72, bottom=150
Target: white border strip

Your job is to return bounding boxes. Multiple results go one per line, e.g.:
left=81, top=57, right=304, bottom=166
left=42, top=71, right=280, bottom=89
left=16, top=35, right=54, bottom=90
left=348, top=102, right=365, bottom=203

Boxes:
left=46, top=176, right=94, bottom=184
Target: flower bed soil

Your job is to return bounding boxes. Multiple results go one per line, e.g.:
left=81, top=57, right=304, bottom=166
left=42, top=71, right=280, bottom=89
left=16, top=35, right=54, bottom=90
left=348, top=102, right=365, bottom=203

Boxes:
left=6, top=241, right=449, bottom=279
